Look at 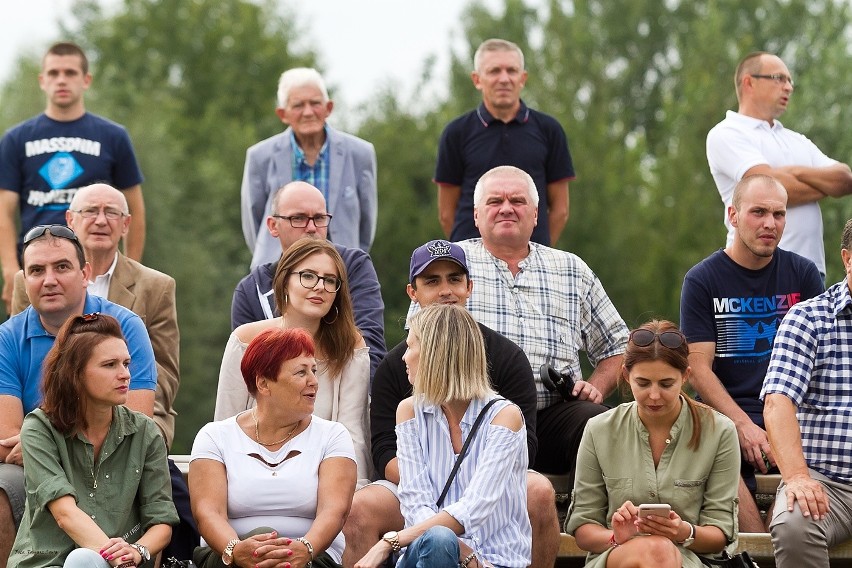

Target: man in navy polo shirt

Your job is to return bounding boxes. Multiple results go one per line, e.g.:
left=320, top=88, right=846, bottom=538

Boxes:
left=435, top=38, right=574, bottom=246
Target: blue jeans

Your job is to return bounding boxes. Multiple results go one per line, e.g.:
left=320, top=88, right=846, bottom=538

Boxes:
left=63, top=548, right=111, bottom=568
left=398, top=526, right=460, bottom=568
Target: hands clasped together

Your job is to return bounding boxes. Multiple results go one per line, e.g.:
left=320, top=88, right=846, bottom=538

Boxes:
left=231, top=532, right=313, bottom=568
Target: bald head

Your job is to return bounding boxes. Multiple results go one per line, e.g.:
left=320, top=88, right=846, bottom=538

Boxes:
left=267, top=181, right=331, bottom=251
left=70, top=183, right=129, bottom=213
left=66, top=183, right=131, bottom=256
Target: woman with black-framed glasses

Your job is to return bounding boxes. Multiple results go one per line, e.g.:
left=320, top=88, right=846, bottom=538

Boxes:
left=214, top=237, right=372, bottom=486
left=565, top=320, right=740, bottom=568
left=8, top=313, right=177, bottom=568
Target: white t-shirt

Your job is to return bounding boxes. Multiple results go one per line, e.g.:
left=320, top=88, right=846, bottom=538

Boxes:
left=191, top=415, right=356, bottom=562
left=706, top=110, right=838, bottom=274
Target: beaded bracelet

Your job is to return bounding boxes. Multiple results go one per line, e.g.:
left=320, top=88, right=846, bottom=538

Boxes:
left=460, top=551, right=477, bottom=568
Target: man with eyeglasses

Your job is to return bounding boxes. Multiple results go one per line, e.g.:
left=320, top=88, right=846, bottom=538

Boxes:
left=760, top=218, right=852, bottom=566
left=0, top=42, right=146, bottom=315
left=232, top=181, right=385, bottom=378
left=680, top=174, right=824, bottom=532
left=241, top=67, right=377, bottom=269
left=707, top=51, right=852, bottom=278
left=0, top=225, right=156, bottom=565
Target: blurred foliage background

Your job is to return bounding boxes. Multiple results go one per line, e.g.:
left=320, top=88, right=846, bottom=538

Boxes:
left=1, top=0, right=850, bottom=453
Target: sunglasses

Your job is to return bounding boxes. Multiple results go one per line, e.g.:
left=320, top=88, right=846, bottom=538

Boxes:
left=23, top=224, right=79, bottom=245
left=629, top=329, right=686, bottom=349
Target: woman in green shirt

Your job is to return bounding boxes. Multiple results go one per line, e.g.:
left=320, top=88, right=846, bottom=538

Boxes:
left=9, top=313, right=178, bottom=568
left=565, top=320, right=739, bottom=568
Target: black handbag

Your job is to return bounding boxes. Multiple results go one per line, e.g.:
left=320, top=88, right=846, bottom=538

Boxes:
left=697, top=551, right=759, bottom=568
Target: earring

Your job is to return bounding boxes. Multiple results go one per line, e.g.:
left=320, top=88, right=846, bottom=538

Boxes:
left=322, top=306, right=339, bottom=325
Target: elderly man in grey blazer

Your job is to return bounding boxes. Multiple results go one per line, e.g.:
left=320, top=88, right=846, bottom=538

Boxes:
left=241, top=67, right=378, bottom=269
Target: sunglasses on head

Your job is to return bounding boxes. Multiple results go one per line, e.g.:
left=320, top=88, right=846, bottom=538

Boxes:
left=629, top=329, right=686, bottom=349
left=23, top=224, right=79, bottom=245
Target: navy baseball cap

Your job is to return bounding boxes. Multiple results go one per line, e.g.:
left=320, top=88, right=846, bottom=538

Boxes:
left=409, top=240, right=469, bottom=281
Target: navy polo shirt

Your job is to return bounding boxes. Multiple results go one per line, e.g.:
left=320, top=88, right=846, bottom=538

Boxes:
left=435, top=101, right=574, bottom=245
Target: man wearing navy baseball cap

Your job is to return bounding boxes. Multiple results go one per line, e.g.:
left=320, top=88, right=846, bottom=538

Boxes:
left=342, top=239, right=561, bottom=568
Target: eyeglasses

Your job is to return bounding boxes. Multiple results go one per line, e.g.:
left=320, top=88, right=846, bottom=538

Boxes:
left=71, top=206, right=127, bottom=220
left=750, top=73, right=794, bottom=87
left=272, top=214, right=333, bottom=228
left=23, top=224, right=79, bottom=245
left=629, top=329, right=686, bottom=349
left=290, top=270, right=341, bottom=293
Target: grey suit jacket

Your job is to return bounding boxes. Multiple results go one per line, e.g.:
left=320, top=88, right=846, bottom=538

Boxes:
left=12, top=254, right=180, bottom=448
left=241, top=125, right=378, bottom=268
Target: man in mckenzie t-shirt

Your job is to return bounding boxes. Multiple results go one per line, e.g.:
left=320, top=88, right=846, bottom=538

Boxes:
left=680, top=174, right=823, bottom=531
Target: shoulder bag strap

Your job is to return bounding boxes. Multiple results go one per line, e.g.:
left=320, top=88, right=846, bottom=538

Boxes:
left=436, top=397, right=506, bottom=508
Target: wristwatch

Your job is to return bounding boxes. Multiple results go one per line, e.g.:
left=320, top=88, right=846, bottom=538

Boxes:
left=678, top=522, right=695, bottom=547
left=382, top=531, right=401, bottom=553
left=130, top=543, right=150, bottom=565
left=222, top=538, right=240, bottom=566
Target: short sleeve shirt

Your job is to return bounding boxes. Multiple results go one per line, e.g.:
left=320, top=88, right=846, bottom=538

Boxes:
left=0, top=112, right=143, bottom=245
left=706, top=110, right=837, bottom=274
left=0, top=294, right=157, bottom=413
left=435, top=102, right=574, bottom=245
left=680, top=248, right=824, bottom=421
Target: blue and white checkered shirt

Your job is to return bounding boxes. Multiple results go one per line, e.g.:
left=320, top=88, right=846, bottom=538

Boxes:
left=761, top=279, right=852, bottom=484
left=458, top=239, right=628, bottom=409
left=291, top=129, right=330, bottom=201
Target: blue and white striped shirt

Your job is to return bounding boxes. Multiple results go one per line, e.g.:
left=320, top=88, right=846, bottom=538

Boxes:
left=761, top=279, right=852, bottom=483
left=396, top=396, right=531, bottom=567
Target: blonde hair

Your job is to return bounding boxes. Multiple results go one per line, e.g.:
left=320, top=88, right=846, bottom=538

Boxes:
left=407, top=304, right=494, bottom=405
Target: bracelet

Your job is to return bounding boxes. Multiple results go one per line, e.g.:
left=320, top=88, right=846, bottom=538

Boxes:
left=608, top=532, right=619, bottom=548
left=460, top=551, right=477, bottom=568
left=116, top=563, right=136, bottom=568
left=296, top=537, right=314, bottom=568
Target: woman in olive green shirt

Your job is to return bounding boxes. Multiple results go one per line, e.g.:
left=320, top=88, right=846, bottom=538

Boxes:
left=9, top=314, right=178, bottom=568
left=565, top=320, right=739, bottom=568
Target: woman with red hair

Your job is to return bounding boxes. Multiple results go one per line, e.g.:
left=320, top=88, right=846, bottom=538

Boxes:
left=191, top=327, right=357, bottom=568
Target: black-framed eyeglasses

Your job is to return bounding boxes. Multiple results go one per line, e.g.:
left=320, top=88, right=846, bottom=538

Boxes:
left=629, top=329, right=686, bottom=349
left=750, top=73, right=794, bottom=87
left=272, top=214, right=333, bottom=228
left=71, top=206, right=127, bottom=220
left=290, top=270, right=342, bottom=293
left=23, top=224, right=79, bottom=245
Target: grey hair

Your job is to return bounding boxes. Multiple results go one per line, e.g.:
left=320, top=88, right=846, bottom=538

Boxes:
left=473, top=166, right=539, bottom=208
left=276, top=68, right=329, bottom=108
left=473, top=38, right=525, bottom=73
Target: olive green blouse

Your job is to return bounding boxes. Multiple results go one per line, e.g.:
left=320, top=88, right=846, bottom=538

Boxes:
left=10, top=406, right=178, bottom=568
left=565, top=398, right=740, bottom=568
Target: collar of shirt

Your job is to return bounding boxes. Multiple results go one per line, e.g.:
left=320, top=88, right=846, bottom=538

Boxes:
left=727, top=109, right=785, bottom=132
left=88, top=252, right=119, bottom=299
left=476, top=100, right=531, bottom=127
left=75, top=405, right=141, bottom=449
left=830, top=279, right=852, bottom=317
left=630, top=395, right=690, bottom=442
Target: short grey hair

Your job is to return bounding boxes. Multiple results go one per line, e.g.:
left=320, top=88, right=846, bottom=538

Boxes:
left=473, top=38, right=525, bottom=73
left=473, top=166, right=539, bottom=209
left=276, top=68, right=329, bottom=109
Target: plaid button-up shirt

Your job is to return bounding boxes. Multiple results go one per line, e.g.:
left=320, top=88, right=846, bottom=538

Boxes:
left=458, top=239, right=628, bottom=409
left=762, top=279, right=852, bottom=484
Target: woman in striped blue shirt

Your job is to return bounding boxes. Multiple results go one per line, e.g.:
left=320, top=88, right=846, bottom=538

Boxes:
left=356, top=304, right=531, bottom=568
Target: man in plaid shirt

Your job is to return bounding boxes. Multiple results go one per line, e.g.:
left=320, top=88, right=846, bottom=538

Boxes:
left=457, top=165, right=628, bottom=481
left=762, top=218, right=852, bottom=567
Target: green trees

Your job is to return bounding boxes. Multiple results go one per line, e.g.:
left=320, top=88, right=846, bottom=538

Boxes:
left=1, top=0, right=849, bottom=450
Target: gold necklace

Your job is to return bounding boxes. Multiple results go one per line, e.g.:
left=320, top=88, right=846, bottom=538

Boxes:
left=252, top=407, right=300, bottom=447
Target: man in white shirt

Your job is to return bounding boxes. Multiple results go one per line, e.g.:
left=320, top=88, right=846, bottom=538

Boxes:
left=706, top=51, right=852, bottom=276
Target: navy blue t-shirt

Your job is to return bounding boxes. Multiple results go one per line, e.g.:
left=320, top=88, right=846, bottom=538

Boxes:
left=0, top=112, right=143, bottom=246
left=680, top=248, right=824, bottom=422
left=435, top=101, right=574, bottom=245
